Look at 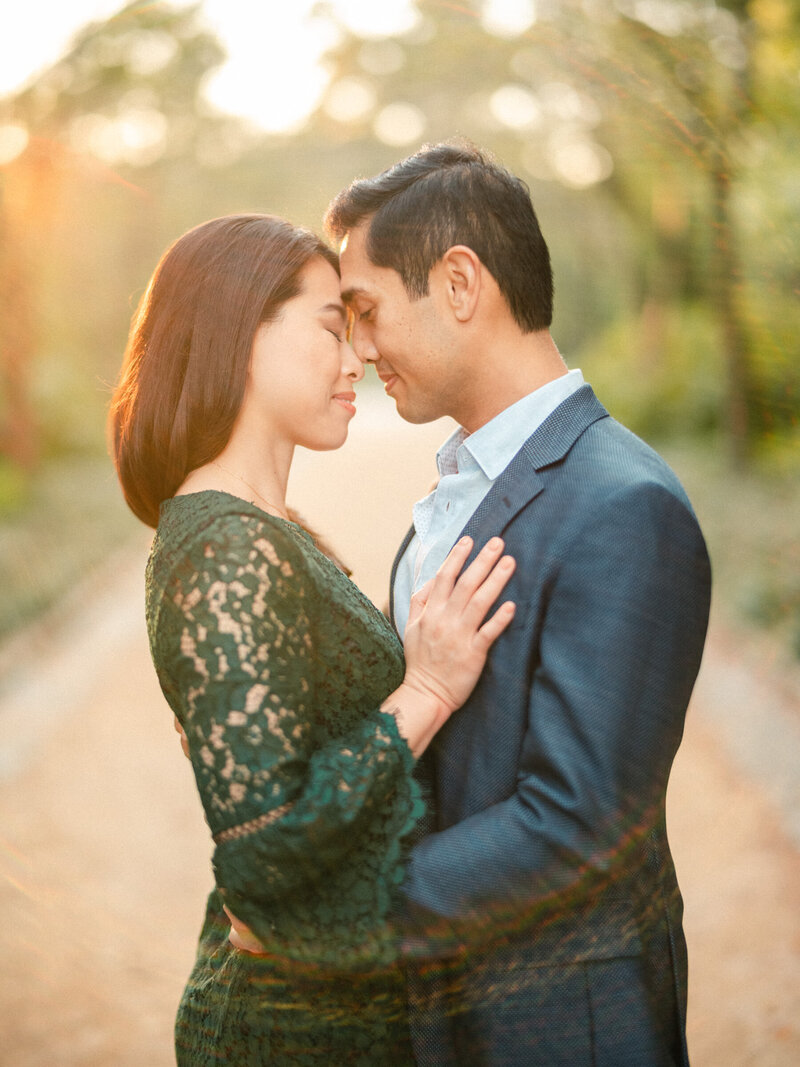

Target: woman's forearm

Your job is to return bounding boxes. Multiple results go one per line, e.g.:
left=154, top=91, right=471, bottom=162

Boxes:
left=380, top=682, right=449, bottom=759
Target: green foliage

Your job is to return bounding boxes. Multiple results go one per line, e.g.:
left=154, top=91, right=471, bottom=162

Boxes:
left=0, top=458, right=29, bottom=516
left=667, top=440, right=800, bottom=661
left=746, top=293, right=800, bottom=440
left=578, top=288, right=800, bottom=450
left=741, top=568, right=800, bottom=658
left=577, top=302, right=723, bottom=441
left=0, top=456, right=139, bottom=641
left=31, top=353, right=112, bottom=459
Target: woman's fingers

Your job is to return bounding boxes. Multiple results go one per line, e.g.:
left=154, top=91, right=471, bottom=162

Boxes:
left=428, top=535, right=504, bottom=610
left=474, top=600, right=516, bottom=651
left=437, top=537, right=514, bottom=621
left=454, top=538, right=509, bottom=600
left=406, top=577, right=434, bottom=631
left=223, top=906, right=269, bottom=956
left=173, top=714, right=191, bottom=759
left=460, top=553, right=516, bottom=626
left=425, top=535, right=475, bottom=606
left=419, top=535, right=516, bottom=643
left=401, top=536, right=518, bottom=717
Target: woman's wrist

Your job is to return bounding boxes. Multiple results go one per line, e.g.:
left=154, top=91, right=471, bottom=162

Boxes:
left=380, top=682, right=451, bottom=759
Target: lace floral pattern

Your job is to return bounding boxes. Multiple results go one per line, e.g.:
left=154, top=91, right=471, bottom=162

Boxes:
left=146, top=492, right=423, bottom=1063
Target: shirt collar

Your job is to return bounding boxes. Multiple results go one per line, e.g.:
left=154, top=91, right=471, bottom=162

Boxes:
left=436, top=369, right=585, bottom=480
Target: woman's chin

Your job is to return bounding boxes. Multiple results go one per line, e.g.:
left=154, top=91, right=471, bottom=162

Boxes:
left=300, top=428, right=351, bottom=453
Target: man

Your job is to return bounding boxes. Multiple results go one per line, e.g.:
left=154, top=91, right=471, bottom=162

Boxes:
left=325, top=142, right=711, bottom=1066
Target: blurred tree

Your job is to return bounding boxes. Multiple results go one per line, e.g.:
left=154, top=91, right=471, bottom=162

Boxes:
left=0, top=0, right=795, bottom=649
left=306, top=0, right=799, bottom=463
left=0, top=0, right=238, bottom=466
left=1, top=0, right=796, bottom=474
left=0, top=146, right=42, bottom=469
left=578, top=0, right=791, bottom=465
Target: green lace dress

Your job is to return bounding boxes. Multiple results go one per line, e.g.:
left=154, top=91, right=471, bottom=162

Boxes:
left=145, top=492, right=424, bottom=1065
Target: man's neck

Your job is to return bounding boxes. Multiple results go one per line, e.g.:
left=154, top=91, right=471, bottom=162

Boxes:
left=455, top=330, right=569, bottom=433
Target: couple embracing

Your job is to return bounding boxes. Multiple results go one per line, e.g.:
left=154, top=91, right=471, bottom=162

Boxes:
left=110, top=142, right=711, bottom=1066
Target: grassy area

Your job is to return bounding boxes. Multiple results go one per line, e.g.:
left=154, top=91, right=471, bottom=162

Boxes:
left=0, top=455, right=143, bottom=644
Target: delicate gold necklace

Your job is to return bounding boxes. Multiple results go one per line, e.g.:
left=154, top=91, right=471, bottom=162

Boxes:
left=211, top=460, right=290, bottom=520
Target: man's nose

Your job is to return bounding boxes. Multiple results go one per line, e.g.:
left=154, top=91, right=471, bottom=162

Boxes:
left=350, top=321, right=377, bottom=364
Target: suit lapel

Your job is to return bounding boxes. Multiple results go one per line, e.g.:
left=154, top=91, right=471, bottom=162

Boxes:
left=389, top=525, right=416, bottom=632
left=388, top=386, right=610, bottom=617
left=461, top=385, right=609, bottom=547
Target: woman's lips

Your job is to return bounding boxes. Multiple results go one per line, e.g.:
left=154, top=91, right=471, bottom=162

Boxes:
left=333, top=392, right=356, bottom=415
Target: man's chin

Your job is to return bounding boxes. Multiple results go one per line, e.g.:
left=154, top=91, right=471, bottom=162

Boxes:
left=404, top=412, right=440, bottom=425
left=394, top=398, right=441, bottom=425
left=387, top=384, right=445, bottom=425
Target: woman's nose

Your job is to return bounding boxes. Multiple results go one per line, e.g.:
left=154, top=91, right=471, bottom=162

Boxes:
left=343, top=340, right=365, bottom=381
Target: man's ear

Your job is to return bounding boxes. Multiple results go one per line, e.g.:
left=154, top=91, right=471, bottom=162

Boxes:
left=439, top=245, right=481, bottom=323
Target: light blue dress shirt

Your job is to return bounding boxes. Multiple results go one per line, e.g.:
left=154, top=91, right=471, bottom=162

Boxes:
left=393, top=369, right=585, bottom=638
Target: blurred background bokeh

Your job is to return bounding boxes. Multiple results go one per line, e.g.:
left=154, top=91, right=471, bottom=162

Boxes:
left=0, top=1, right=798, bottom=1064
left=0, top=0, right=798, bottom=653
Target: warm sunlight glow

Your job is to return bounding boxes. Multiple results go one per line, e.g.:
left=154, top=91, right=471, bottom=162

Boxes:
left=99, top=28, right=180, bottom=76
left=69, top=108, right=169, bottom=166
left=0, top=0, right=422, bottom=134
left=330, top=0, right=419, bottom=38
left=323, top=77, right=378, bottom=125
left=199, top=0, right=332, bottom=133
left=481, top=0, right=537, bottom=38
left=0, top=1, right=123, bottom=96
left=373, top=102, right=426, bottom=146
left=547, top=132, right=613, bottom=187
left=357, top=39, right=407, bottom=76
left=0, top=125, right=30, bottom=165
left=199, top=0, right=420, bottom=131
left=490, top=84, right=543, bottom=129
left=615, top=0, right=688, bottom=36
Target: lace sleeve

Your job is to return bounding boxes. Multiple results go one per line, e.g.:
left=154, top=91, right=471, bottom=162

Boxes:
left=159, top=513, right=418, bottom=945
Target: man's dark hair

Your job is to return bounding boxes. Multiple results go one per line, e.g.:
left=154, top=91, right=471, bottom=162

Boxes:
left=325, top=141, right=553, bottom=332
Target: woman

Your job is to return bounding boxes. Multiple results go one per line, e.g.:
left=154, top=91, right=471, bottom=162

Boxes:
left=109, top=214, right=515, bottom=1065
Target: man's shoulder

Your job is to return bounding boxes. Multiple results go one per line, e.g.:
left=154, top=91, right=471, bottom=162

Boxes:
left=509, top=402, right=698, bottom=535
left=568, top=408, right=686, bottom=495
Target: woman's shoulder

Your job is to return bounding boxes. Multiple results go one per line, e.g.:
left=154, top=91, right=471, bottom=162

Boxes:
left=151, top=491, right=314, bottom=581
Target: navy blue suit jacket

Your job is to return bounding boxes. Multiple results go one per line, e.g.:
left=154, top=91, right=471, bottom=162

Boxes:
left=389, top=387, right=711, bottom=1066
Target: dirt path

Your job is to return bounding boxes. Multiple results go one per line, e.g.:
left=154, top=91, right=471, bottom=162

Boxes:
left=1, top=403, right=798, bottom=1066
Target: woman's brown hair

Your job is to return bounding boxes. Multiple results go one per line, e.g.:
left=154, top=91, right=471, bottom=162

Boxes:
left=109, top=214, right=338, bottom=527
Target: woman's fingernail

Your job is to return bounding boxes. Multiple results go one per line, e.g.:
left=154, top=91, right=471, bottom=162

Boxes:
left=489, top=537, right=503, bottom=550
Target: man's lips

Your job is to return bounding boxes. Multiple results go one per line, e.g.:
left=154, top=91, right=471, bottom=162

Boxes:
left=379, top=373, right=398, bottom=394
left=333, top=391, right=356, bottom=415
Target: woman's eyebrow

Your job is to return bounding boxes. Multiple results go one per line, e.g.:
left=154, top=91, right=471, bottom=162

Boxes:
left=319, top=302, right=347, bottom=321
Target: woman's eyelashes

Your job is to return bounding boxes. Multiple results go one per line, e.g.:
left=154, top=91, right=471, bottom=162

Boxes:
left=323, top=314, right=347, bottom=343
